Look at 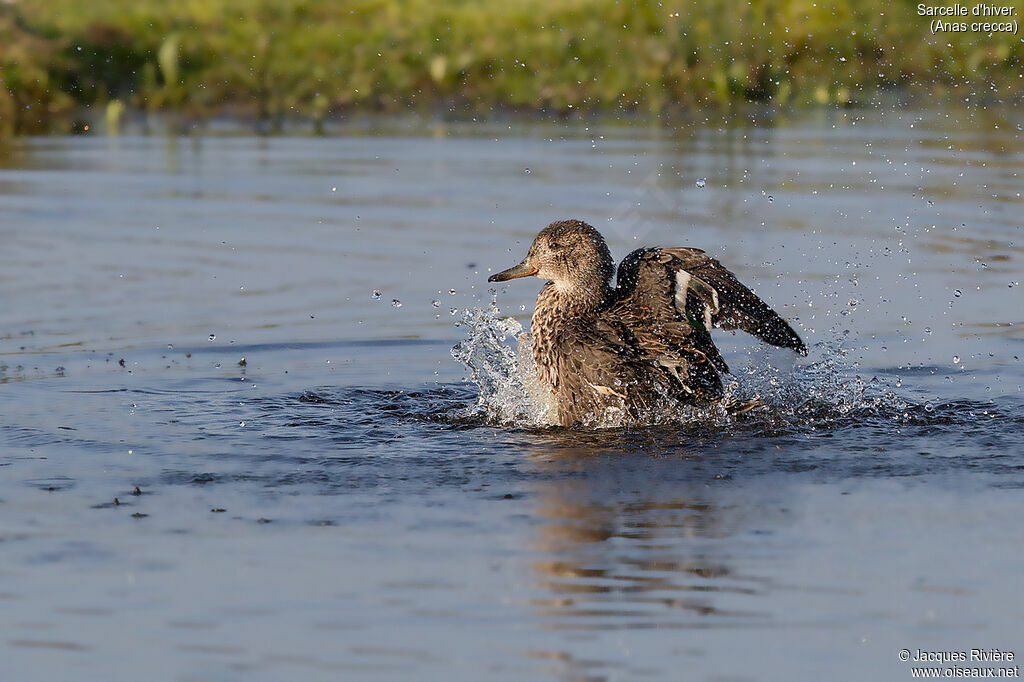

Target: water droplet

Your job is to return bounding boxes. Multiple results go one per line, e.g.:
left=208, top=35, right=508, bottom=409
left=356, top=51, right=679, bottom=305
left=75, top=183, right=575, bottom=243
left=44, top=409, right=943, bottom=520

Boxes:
left=391, top=299, right=402, bottom=308
left=953, top=289, right=962, bottom=297
left=924, top=402, right=934, bottom=412
left=167, top=344, right=174, bottom=350
left=449, top=308, right=458, bottom=316
left=431, top=299, right=440, bottom=307
left=523, top=168, right=531, bottom=174
left=847, top=298, right=859, bottom=307
left=695, top=178, right=706, bottom=188
left=449, top=288, right=457, bottom=295
left=371, top=290, right=382, bottom=300
left=924, top=327, right=932, bottom=334
left=767, top=195, right=774, bottom=203
left=953, top=355, right=961, bottom=364
left=208, top=334, right=216, bottom=342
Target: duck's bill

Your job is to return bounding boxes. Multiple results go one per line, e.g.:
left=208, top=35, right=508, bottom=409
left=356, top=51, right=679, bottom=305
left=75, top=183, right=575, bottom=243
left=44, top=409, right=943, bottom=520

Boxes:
left=488, top=262, right=539, bottom=282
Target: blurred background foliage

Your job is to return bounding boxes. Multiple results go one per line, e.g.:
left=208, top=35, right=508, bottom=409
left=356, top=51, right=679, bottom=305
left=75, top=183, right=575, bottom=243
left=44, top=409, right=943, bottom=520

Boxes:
left=1, top=0, right=1022, bottom=135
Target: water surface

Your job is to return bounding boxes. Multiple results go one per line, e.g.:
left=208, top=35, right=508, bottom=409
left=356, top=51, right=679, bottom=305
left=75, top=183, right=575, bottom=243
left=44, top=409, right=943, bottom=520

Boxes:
left=1, top=110, right=1022, bottom=681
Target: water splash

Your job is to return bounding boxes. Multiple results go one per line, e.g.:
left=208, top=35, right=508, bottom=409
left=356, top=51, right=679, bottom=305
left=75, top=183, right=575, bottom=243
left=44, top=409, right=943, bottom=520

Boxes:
left=451, top=306, right=908, bottom=430
left=450, top=304, right=556, bottom=427
left=727, top=340, right=908, bottom=426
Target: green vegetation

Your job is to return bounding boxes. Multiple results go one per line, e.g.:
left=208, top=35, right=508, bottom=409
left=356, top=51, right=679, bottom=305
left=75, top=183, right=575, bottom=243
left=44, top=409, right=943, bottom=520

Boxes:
left=2, top=0, right=1022, bottom=135
left=0, top=6, right=73, bottom=135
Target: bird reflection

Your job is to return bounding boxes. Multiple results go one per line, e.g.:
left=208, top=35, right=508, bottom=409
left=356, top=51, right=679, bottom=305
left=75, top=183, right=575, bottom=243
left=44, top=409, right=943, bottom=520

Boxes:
left=521, top=434, right=770, bottom=628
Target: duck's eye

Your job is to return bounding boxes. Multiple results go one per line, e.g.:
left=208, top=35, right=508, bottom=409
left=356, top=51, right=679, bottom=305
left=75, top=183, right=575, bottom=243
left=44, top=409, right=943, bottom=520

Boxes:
left=549, top=242, right=561, bottom=249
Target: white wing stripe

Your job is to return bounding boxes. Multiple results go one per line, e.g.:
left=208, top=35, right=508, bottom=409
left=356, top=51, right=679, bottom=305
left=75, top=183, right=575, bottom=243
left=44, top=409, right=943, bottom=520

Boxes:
left=674, top=271, right=691, bottom=312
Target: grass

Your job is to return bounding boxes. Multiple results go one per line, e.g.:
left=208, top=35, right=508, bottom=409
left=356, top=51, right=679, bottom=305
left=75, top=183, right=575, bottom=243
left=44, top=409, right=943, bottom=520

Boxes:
left=2, top=0, right=1022, bottom=135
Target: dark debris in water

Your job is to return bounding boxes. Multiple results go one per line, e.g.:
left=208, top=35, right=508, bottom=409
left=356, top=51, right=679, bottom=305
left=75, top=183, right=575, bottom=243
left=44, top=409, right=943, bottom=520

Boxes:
left=27, top=477, right=75, bottom=492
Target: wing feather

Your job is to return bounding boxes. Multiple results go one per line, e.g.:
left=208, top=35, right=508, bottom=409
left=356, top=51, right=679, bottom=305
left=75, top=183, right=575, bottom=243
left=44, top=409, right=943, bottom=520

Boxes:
left=616, top=246, right=807, bottom=356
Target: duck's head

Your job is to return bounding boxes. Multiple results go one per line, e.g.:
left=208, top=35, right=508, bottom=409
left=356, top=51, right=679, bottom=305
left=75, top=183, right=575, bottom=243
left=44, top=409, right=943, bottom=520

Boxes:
left=488, top=220, right=614, bottom=297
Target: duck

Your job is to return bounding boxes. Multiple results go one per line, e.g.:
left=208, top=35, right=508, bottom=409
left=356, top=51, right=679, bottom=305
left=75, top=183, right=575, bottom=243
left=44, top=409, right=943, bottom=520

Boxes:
left=488, top=219, right=807, bottom=427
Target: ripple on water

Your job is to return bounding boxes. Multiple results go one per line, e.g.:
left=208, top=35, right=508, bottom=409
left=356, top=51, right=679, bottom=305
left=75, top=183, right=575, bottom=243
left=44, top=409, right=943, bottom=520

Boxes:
left=1, top=118, right=1022, bottom=681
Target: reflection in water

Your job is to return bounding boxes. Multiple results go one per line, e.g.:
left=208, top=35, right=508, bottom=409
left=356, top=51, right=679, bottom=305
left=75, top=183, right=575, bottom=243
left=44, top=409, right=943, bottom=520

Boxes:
left=524, top=438, right=776, bottom=631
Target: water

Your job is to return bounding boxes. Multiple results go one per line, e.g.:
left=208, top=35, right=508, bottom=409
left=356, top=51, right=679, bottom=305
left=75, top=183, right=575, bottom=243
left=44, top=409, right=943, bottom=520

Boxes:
left=1, top=110, right=1022, bottom=681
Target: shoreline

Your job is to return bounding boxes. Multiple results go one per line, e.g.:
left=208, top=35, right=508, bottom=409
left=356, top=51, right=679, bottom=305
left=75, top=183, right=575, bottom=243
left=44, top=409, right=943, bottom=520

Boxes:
left=1, top=96, right=1016, bottom=140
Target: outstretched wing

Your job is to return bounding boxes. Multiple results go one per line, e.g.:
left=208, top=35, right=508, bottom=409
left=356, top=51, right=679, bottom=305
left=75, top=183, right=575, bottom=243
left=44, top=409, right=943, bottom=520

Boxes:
left=614, top=247, right=807, bottom=356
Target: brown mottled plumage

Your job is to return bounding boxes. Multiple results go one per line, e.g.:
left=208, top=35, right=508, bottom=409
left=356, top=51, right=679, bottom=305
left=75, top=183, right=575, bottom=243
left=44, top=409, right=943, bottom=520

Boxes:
left=488, top=220, right=807, bottom=427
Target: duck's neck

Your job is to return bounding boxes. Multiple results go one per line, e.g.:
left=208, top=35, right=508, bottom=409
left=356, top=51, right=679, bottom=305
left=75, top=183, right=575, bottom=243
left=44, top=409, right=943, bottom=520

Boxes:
left=535, top=280, right=609, bottom=321
left=530, top=281, right=610, bottom=386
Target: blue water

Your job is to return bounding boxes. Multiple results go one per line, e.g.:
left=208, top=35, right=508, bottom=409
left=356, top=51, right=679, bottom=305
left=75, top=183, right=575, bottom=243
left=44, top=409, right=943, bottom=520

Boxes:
left=1, top=110, right=1022, bottom=681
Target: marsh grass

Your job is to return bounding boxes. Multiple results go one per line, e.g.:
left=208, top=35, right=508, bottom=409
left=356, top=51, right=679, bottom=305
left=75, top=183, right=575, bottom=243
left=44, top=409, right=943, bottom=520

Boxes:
left=3, top=0, right=1022, bottom=135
